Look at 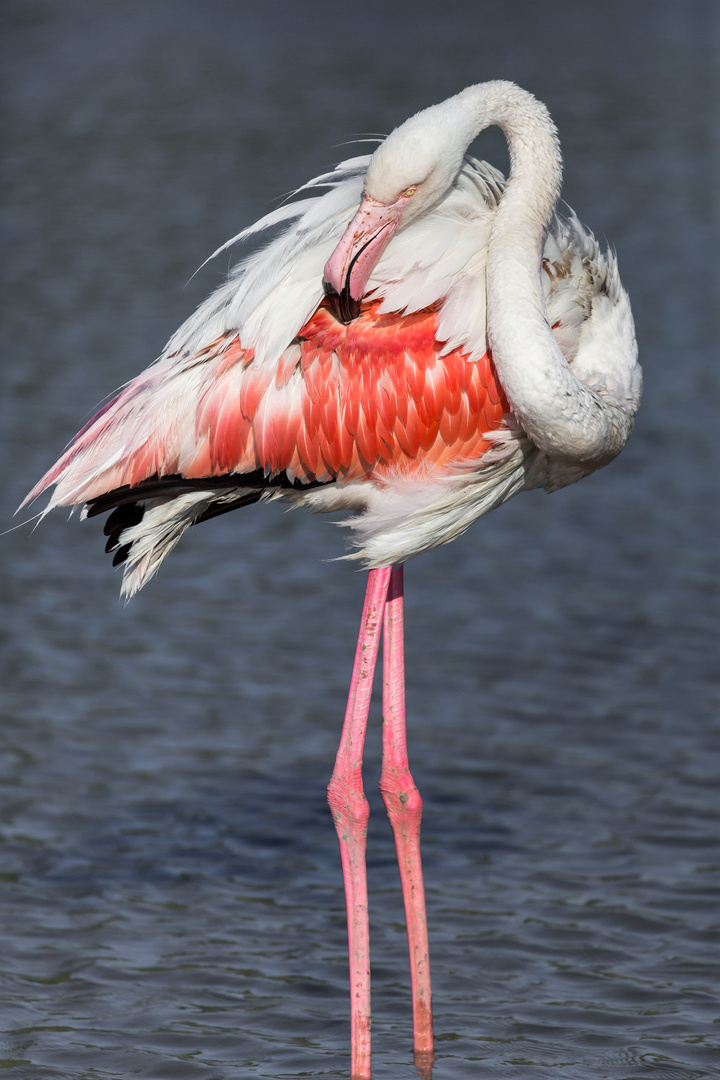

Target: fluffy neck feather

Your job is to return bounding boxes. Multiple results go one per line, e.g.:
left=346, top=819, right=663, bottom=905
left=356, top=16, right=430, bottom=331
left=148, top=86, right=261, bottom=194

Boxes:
left=369, top=81, right=638, bottom=465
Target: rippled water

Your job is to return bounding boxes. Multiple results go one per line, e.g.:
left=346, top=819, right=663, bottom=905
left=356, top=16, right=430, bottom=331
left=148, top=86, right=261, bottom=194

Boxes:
left=1, top=1, right=718, bottom=1077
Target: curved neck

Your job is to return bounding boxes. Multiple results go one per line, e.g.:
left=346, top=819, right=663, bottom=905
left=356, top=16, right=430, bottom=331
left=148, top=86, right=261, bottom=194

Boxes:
left=461, top=83, right=632, bottom=465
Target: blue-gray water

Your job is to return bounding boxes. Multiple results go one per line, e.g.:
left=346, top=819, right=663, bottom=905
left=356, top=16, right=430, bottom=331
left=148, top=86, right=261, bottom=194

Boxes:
left=1, top=2, right=718, bottom=1077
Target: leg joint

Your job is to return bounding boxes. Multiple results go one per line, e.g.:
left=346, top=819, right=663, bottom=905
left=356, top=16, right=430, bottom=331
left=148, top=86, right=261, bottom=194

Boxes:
left=328, top=773, right=370, bottom=833
left=380, top=768, right=423, bottom=829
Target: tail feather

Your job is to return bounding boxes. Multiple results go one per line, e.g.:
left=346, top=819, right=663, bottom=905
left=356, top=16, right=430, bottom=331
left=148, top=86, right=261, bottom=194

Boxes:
left=91, top=487, right=266, bottom=598
left=27, top=468, right=327, bottom=598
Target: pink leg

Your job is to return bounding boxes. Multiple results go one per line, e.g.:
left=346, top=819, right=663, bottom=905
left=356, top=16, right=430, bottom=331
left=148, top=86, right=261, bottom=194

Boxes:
left=380, top=565, right=434, bottom=1070
left=328, top=566, right=392, bottom=1080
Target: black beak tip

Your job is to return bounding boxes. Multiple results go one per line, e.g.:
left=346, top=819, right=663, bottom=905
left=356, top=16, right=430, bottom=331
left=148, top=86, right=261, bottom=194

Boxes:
left=322, top=278, right=361, bottom=325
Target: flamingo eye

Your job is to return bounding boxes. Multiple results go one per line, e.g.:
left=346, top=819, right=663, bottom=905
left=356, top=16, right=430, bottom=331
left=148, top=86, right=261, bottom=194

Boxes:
left=402, top=186, right=417, bottom=197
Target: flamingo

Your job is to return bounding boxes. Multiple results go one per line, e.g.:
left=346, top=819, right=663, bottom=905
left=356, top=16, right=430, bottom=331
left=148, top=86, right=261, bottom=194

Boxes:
left=23, top=81, right=641, bottom=1078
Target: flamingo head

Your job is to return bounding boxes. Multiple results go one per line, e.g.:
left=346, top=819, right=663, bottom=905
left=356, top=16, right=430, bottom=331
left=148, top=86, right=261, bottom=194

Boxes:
left=323, top=93, right=477, bottom=322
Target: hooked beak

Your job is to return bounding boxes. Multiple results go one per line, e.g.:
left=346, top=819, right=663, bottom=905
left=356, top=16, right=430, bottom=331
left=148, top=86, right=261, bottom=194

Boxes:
left=323, top=195, right=403, bottom=323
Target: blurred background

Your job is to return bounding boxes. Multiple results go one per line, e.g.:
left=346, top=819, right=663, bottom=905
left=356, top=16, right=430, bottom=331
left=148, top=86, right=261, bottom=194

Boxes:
left=1, top=2, right=718, bottom=1077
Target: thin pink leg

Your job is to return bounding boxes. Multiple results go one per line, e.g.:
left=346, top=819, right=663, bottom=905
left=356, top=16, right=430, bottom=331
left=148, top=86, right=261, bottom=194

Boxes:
left=328, top=566, right=392, bottom=1080
left=380, top=564, right=434, bottom=1072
